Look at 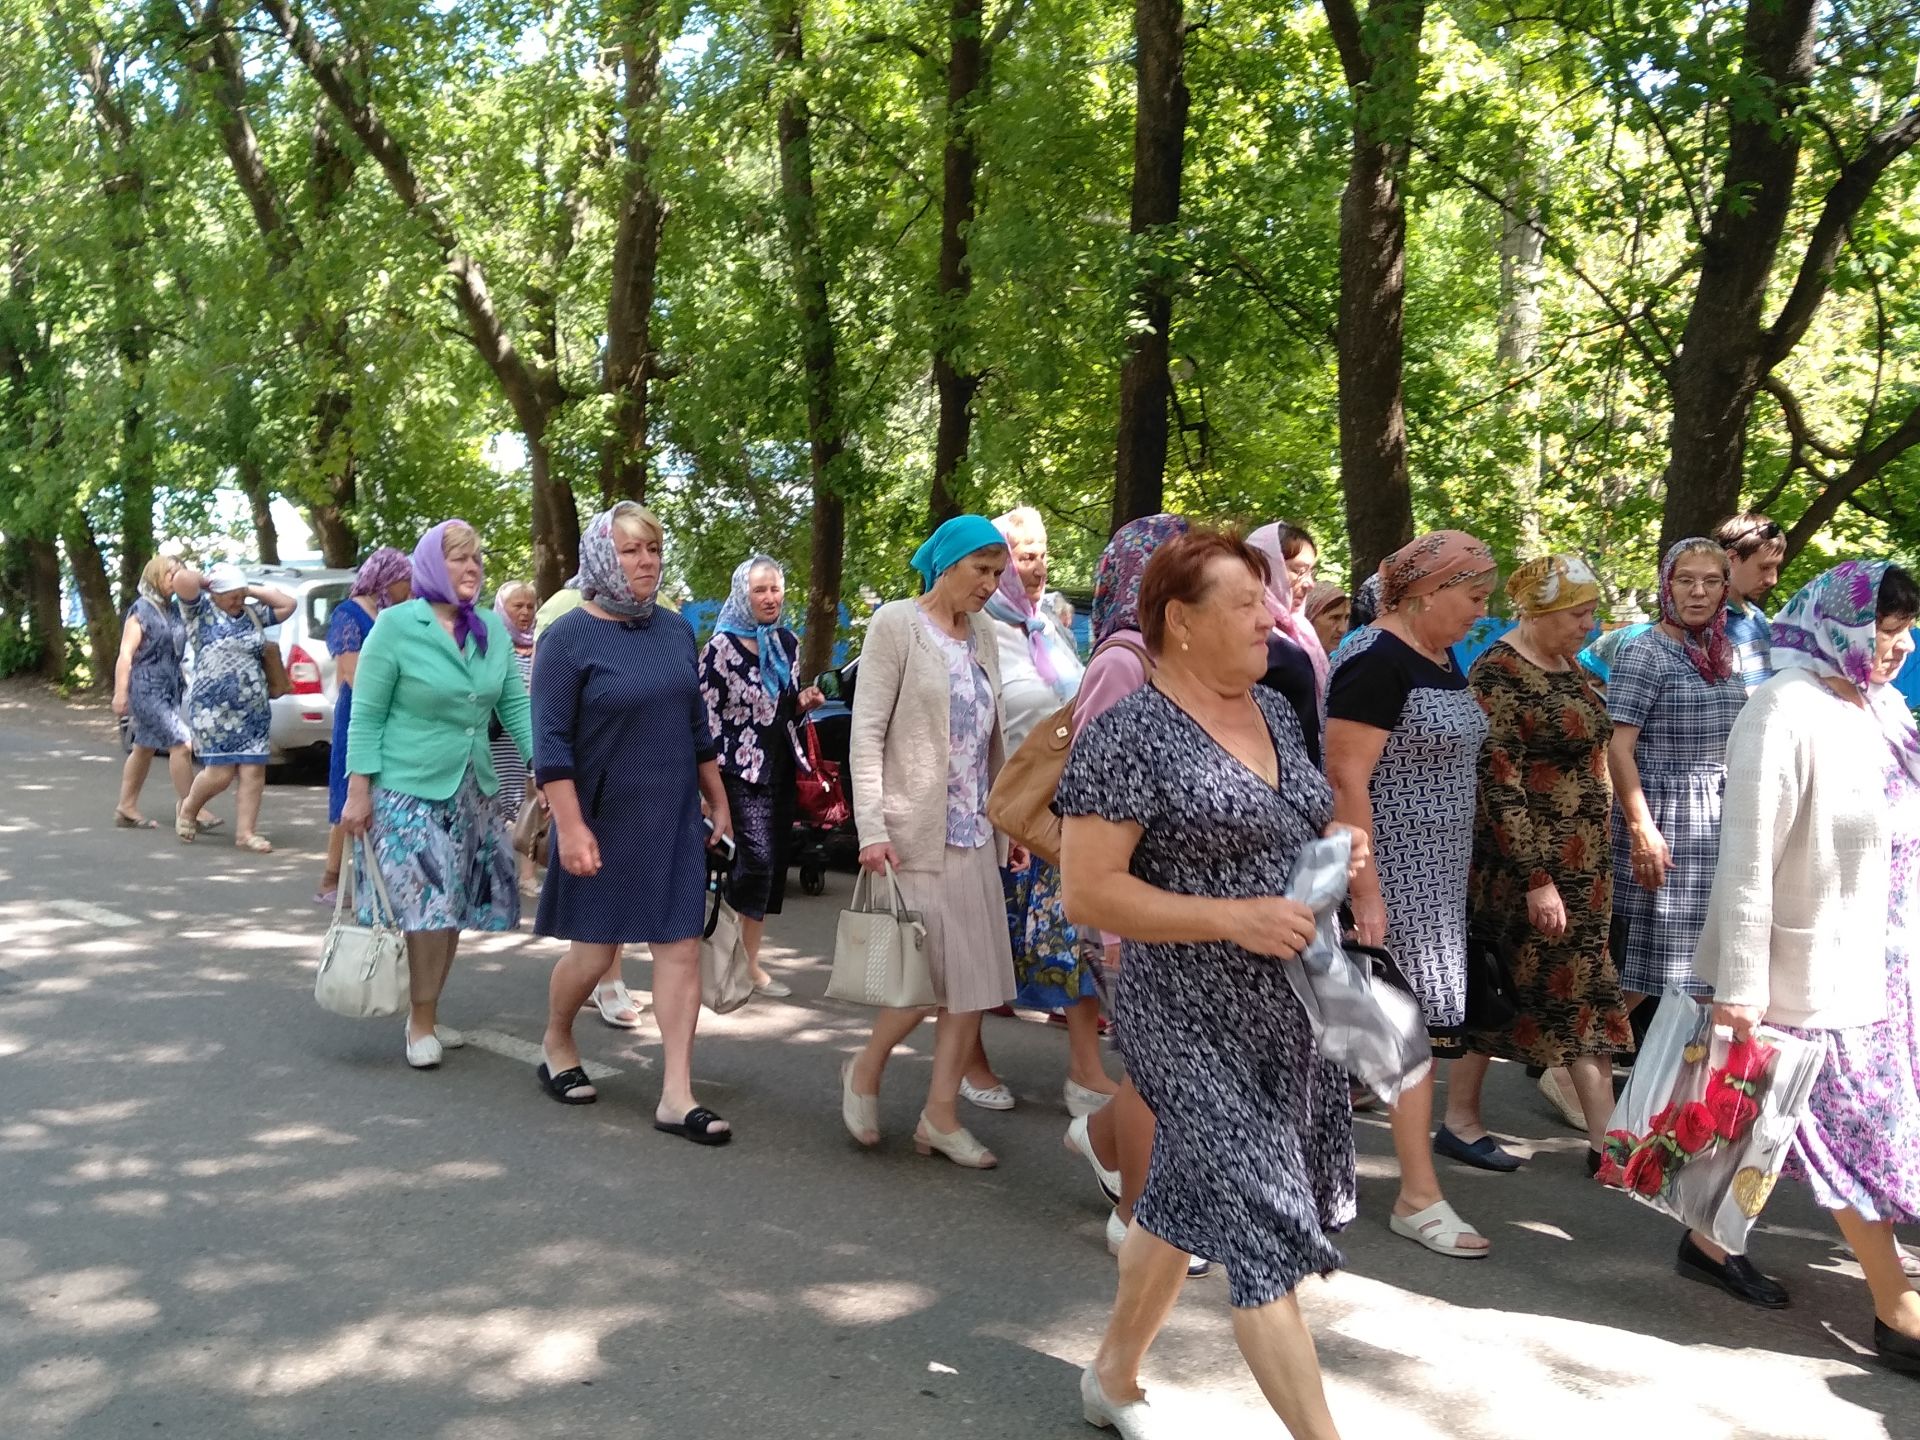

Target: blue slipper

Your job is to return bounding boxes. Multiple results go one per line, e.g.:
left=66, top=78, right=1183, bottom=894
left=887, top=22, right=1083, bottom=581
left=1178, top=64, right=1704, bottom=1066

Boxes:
left=1434, top=1125, right=1523, bottom=1172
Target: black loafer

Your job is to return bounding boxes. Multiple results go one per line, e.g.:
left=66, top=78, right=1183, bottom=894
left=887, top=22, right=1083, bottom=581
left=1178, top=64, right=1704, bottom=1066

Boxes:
left=1676, top=1234, right=1789, bottom=1309
left=1875, top=1320, right=1920, bottom=1375
left=1434, top=1125, right=1524, bottom=1172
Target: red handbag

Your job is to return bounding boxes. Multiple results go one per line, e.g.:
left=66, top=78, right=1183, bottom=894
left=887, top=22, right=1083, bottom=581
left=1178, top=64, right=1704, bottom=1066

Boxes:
left=795, top=721, right=850, bottom=829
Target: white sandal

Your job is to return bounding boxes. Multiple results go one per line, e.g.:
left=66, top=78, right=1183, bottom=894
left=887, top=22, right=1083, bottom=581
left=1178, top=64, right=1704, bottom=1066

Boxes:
left=592, top=982, right=644, bottom=1030
left=1389, top=1199, right=1490, bottom=1258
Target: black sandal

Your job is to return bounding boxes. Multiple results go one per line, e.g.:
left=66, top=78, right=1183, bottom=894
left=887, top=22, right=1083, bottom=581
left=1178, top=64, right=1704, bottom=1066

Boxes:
left=654, top=1106, right=732, bottom=1145
left=536, top=1062, right=597, bottom=1105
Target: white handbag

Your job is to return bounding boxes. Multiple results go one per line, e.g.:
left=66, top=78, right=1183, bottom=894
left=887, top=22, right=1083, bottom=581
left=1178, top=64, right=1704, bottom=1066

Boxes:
left=699, top=887, right=755, bottom=1015
left=314, top=844, right=411, bottom=1019
left=827, top=863, right=935, bottom=1009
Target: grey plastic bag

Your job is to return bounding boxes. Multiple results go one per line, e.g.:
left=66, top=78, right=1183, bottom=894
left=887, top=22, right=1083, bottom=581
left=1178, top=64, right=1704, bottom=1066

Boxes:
left=1281, top=831, right=1433, bottom=1106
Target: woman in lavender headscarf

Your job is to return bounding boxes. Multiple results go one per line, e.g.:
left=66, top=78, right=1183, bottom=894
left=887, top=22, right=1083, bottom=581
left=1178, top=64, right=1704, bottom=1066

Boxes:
left=342, top=521, right=532, bottom=1071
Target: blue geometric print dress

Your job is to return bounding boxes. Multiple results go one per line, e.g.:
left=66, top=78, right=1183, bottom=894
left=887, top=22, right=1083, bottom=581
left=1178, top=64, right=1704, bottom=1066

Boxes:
left=184, top=595, right=272, bottom=766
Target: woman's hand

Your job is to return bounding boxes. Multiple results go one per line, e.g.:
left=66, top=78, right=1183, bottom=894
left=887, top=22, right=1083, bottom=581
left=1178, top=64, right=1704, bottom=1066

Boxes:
left=558, top=822, right=602, bottom=877
left=1323, top=821, right=1371, bottom=882
left=1526, top=880, right=1567, bottom=938
left=1007, top=841, right=1030, bottom=872
left=1712, top=1002, right=1764, bottom=1041
left=706, top=800, right=734, bottom=852
left=341, top=788, right=374, bottom=838
left=797, top=685, right=826, bottom=714
left=1224, top=896, right=1319, bottom=960
left=858, top=842, right=901, bottom=874
left=111, top=690, right=130, bottom=717
left=1630, top=824, right=1674, bottom=891
left=1348, top=891, right=1387, bottom=948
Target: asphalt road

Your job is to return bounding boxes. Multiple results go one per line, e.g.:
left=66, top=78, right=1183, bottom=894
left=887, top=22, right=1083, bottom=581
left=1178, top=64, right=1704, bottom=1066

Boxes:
left=0, top=680, right=1914, bottom=1440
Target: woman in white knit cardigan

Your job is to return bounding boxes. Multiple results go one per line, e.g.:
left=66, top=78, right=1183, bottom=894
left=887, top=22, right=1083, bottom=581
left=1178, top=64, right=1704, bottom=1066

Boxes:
left=839, top=515, right=1018, bottom=1169
left=1696, top=560, right=1920, bottom=1374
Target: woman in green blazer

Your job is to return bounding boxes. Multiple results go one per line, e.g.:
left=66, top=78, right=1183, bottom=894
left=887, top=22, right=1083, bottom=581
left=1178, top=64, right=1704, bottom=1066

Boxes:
left=343, top=519, right=534, bottom=1070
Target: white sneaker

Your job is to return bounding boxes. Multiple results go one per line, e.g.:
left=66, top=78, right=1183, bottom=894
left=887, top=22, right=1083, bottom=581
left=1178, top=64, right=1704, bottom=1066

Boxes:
left=404, top=1027, right=443, bottom=1069
left=1103, top=1209, right=1211, bottom=1278
left=435, top=1026, right=466, bottom=1050
left=1064, top=1115, right=1121, bottom=1204
left=1064, top=1079, right=1115, bottom=1118
left=960, top=1078, right=1015, bottom=1111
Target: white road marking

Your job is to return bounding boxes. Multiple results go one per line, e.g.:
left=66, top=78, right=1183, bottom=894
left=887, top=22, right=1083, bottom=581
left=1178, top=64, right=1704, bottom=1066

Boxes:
left=460, top=1027, right=622, bottom=1080
left=45, top=899, right=141, bottom=929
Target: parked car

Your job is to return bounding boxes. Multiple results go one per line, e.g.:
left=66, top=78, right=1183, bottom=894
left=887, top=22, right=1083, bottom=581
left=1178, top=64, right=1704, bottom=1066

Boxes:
left=246, top=567, right=356, bottom=769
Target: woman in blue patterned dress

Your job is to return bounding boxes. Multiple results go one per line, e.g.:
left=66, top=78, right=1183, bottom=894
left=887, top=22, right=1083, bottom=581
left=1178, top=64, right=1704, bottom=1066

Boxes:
left=1326, top=530, right=1499, bottom=1259
left=699, top=555, right=825, bottom=999
left=316, top=548, right=413, bottom=904
left=174, top=563, right=295, bottom=851
left=111, top=555, right=194, bottom=829
left=343, top=521, right=532, bottom=1071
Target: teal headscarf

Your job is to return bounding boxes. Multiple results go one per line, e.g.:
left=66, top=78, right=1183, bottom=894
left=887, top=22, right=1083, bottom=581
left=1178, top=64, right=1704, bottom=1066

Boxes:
left=715, top=555, right=794, bottom=700
left=910, top=514, right=1006, bottom=588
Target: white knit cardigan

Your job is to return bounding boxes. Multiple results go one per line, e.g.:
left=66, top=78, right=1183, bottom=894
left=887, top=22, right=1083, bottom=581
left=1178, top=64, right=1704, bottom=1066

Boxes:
left=1694, top=669, right=1890, bottom=1028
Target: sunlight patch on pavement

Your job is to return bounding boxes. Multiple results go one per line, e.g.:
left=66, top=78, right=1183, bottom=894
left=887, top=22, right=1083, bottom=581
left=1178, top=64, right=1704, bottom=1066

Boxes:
left=45, top=899, right=141, bottom=929
left=798, top=1280, right=939, bottom=1325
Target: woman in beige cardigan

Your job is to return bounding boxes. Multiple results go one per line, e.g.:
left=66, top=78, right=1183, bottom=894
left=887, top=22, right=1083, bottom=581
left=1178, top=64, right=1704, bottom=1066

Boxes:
left=840, top=515, right=1019, bottom=1169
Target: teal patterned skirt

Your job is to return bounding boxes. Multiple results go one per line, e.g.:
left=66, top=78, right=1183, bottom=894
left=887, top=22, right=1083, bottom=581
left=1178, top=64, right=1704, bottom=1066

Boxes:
left=356, top=768, right=519, bottom=934
left=1005, top=855, right=1100, bottom=1010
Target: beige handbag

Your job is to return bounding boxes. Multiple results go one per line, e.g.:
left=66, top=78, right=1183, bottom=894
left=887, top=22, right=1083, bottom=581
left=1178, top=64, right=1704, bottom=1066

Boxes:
left=827, top=862, right=935, bottom=1009
left=314, top=845, right=411, bottom=1018
left=987, top=635, right=1152, bottom=865
left=699, top=887, right=755, bottom=1015
left=512, top=790, right=550, bottom=866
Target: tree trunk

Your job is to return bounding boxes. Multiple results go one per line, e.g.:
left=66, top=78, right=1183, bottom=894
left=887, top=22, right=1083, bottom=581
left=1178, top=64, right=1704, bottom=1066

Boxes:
left=60, top=512, right=120, bottom=687
left=599, top=2, right=666, bottom=505
left=773, top=0, right=849, bottom=681
left=238, top=458, right=282, bottom=564
left=1324, top=0, right=1425, bottom=584
left=1657, top=0, right=1818, bottom=551
left=24, top=536, right=65, bottom=681
left=1110, top=0, right=1189, bottom=534
left=930, top=0, right=986, bottom=525
left=1497, top=171, right=1545, bottom=553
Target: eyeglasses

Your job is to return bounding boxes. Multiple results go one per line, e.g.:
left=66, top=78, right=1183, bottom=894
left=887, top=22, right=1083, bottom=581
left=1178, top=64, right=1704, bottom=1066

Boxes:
left=1672, top=576, right=1726, bottom=593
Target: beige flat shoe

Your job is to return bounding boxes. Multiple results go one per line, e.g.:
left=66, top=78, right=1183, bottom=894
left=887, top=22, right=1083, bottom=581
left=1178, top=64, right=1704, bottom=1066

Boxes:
left=841, top=1060, right=880, bottom=1146
left=914, top=1112, right=996, bottom=1169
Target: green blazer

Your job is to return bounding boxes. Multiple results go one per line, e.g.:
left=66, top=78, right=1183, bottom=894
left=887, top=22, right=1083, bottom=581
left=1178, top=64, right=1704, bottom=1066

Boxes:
left=344, top=600, right=533, bottom=801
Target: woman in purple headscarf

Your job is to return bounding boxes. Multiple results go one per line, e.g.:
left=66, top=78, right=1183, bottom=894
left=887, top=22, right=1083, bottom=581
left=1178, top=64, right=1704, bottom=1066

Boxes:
left=316, top=547, right=413, bottom=903
left=341, top=521, right=533, bottom=1072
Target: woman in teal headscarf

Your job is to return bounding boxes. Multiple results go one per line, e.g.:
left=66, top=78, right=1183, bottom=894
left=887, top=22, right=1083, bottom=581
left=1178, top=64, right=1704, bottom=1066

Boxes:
left=838, top=516, right=1020, bottom=1169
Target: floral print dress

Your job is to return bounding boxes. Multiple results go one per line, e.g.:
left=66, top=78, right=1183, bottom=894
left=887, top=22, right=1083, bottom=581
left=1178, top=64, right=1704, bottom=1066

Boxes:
left=126, top=596, right=190, bottom=751
left=919, top=610, right=994, bottom=848
left=184, top=595, right=272, bottom=766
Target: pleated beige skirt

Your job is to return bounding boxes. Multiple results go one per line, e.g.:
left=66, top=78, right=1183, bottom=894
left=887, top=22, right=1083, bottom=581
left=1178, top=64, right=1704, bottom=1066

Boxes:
left=895, top=843, right=1017, bottom=1014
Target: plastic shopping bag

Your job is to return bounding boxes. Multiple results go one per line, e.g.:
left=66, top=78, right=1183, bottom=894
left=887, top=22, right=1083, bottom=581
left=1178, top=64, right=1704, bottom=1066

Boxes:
left=1599, top=987, right=1824, bottom=1254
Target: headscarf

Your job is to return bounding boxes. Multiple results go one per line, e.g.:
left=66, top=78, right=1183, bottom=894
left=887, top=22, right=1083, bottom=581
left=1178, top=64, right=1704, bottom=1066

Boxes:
left=1377, top=530, right=1497, bottom=611
left=1248, top=522, right=1330, bottom=701
left=910, top=514, right=1006, bottom=588
left=1303, top=581, right=1348, bottom=623
left=1507, top=554, right=1602, bottom=618
left=137, top=555, right=174, bottom=609
left=715, top=555, right=794, bottom=699
left=985, top=518, right=1063, bottom=694
left=1656, top=537, right=1733, bottom=685
left=493, top=580, right=537, bottom=649
left=204, top=562, right=248, bottom=595
left=351, top=547, right=413, bottom=610
left=1771, top=560, right=1920, bottom=783
left=1348, top=573, right=1383, bottom=630
left=568, top=501, right=659, bottom=624
left=410, top=520, right=488, bottom=654
left=1092, top=513, right=1189, bottom=644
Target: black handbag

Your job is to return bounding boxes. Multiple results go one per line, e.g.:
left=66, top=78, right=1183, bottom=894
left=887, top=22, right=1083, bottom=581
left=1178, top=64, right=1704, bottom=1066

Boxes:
left=1463, top=916, right=1520, bottom=1030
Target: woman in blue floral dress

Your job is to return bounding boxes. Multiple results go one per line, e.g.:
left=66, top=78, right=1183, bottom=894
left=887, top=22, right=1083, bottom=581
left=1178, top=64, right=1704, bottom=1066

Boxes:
left=111, top=555, right=194, bottom=829
left=175, top=563, right=295, bottom=851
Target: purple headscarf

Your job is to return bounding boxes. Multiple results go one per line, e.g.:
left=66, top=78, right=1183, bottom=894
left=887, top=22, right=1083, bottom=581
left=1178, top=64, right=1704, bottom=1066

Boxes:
left=410, top=520, right=488, bottom=654
left=1092, top=514, right=1189, bottom=644
left=1771, top=559, right=1920, bottom=784
left=350, top=547, right=413, bottom=610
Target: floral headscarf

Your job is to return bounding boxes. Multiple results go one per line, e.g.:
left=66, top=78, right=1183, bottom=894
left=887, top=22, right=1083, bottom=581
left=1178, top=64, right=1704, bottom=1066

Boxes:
left=1771, top=560, right=1920, bottom=783
left=1348, top=573, right=1383, bottom=630
left=1378, top=530, right=1496, bottom=612
left=1248, top=522, right=1329, bottom=703
left=1506, top=554, right=1601, bottom=618
left=568, top=501, right=659, bottom=623
left=493, top=580, right=536, bottom=649
left=715, top=555, right=795, bottom=699
left=411, top=521, right=487, bottom=654
left=351, top=547, right=413, bottom=610
left=1092, top=514, right=1189, bottom=644
left=1657, top=537, right=1734, bottom=685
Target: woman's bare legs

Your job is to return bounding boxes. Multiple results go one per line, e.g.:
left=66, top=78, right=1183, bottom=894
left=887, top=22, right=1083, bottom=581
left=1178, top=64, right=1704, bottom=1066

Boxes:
left=1440, top=1053, right=1494, bottom=1141
left=1567, top=1053, right=1617, bottom=1151
left=180, top=763, right=234, bottom=825
left=1091, top=1219, right=1189, bottom=1404
left=850, top=1006, right=933, bottom=1107
left=963, top=1029, right=1003, bottom=1094
left=1232, top=1293, right=1343, bottom=1440
left=1065, top=997, right=1118, bottom=1095
left=1834, top=1208, right=1920, bottom=1339
left=542, top=940, right=611, bottom=1097
left=927, top=1009, right=984, bottom=1136
left=233, top=763, right=266, bottom=842
left=742, top=915, right=771, bottom=987
left=321, top=822, right=348, bottom=892
left=649, top=937, right=725, bottom=1131
left=1388, top=1067, right=1490, bottom=1252
left=405, top=929, right=459, bottom=1043
left=116, top=746, right=155, bottom=819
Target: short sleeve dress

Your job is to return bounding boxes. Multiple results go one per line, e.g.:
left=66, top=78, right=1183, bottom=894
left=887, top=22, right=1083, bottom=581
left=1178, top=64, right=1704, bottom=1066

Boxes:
left=698, top=629, right=803, bottom=921
left=1606, top=629, right=1747, bottom=996
left=1056, top=685, right=1356, bottom=1310
left=1465, top=644, right=1632, bottom=1065
left=1328, top=627, right=1488, bottom=1044
left=184, top=595, right=272, bottom=766
left=532, top=606, right=718, bottom=945
left=126, top=595, right=189, bottom=751
left=325, top=597, right=376, bottom=824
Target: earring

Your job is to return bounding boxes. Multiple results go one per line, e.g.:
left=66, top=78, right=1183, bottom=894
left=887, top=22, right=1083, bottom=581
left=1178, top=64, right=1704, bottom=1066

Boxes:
left=1181, top=640, right=1190, bottom=651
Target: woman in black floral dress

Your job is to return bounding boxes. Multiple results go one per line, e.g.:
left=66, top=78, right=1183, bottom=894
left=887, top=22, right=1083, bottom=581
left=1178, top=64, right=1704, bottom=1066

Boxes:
left=1059, top=530, right=1357, bottom=1440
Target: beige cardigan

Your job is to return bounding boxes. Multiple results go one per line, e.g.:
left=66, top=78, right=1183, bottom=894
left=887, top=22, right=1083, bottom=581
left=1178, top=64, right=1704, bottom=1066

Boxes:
left=849, top=599, right=1008, bottom=873
left=1695, top=670, right=1890, bottom=1028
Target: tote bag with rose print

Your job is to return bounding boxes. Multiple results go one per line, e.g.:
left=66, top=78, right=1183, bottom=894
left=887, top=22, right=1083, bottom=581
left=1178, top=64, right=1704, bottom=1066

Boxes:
left=1598, top=987, right=1824, bottom=1254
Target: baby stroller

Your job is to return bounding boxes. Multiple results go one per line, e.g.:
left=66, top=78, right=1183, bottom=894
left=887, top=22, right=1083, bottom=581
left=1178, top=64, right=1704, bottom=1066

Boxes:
left=791, top=662, right=858, bottom=894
